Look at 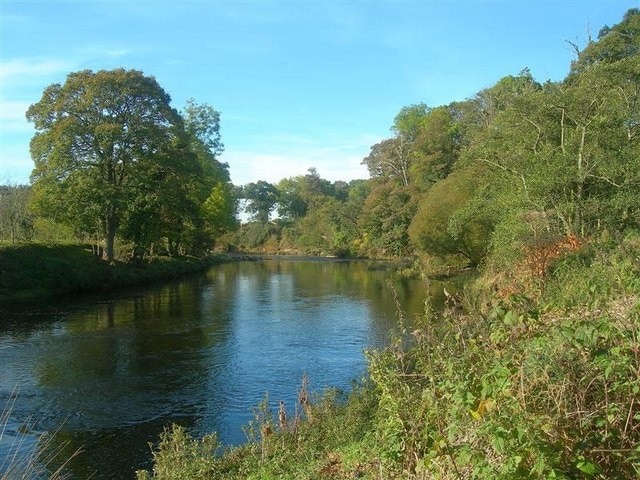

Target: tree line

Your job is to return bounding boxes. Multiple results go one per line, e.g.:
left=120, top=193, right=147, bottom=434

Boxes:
left=236, top=8, right=640, bottom=273
left=1, top=9, right=638, bottom=271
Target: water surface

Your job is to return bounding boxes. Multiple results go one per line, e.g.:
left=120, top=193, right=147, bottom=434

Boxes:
left=0, top=258, right=453, bottom=479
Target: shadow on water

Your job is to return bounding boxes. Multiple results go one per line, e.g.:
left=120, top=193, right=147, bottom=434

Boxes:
left=2, top=278, right=233, bottom=479
left=0, top=258, right=463, bottom=479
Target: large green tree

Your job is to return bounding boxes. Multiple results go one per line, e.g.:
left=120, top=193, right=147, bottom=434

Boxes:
left=27, top=69, right=189, bottom=262
left=277, top=176, right=309, bottom=221
left=408, top=165, right=494, bottom=266
left=570, top=8, right=640, bottom=75
left=242, top=181, right=279, bottom=223
left=362, top=137, right=411, bottom=187
left=360, top=181, right=416, bottom=257
left=276, top=168, right=335, bottom=221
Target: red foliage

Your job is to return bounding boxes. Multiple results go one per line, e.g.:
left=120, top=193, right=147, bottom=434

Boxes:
left=524, top=234, right=583, bottom=278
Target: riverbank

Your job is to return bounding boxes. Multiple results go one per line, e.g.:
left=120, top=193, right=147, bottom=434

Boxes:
left=137, top=236, right=640, bottom=479
left=0, top=243, right=230, bottom=305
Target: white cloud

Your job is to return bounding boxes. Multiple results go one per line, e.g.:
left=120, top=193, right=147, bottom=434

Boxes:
left=227, top=152, right=308, bottom=185
left=0, top=100, right=30, bottom=118
left=0, top=45, right=133, bottom=86
left=0, top=145, right=33, bottom=184
left=76, top=44, right=136, bottom=60
left=103, top=48, right=132, bottom=58
left=0, top=100, right=34, bottom=183
left=225, top=139, right=372, bottom=186
left=0, top=59, right=71, bottom=80
left=223, top=127, right=383, bottom=186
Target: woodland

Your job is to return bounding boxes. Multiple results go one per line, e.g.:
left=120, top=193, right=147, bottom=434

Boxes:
left=1, top=8, right=639, bottom=479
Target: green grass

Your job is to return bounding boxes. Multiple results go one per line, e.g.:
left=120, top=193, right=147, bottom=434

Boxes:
left=137, top=382, right=382, bottom=480
left=0, top=243, right=226, bottom=305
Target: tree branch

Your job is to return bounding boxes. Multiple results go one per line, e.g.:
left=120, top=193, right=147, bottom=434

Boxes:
left=588, top=174, right=623, bottom=188
left=565, top=39, right=581, bottom=58
left=521, top=115, right=542, bottom=153
left=480, top=158, right=530, bottom=199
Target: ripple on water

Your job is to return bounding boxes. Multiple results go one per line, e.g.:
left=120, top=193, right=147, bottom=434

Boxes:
left=0, top=259, right=436, bottom=478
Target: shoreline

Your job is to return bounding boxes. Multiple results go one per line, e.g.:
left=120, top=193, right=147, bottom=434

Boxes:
left=0, top=243, right=235, bottom=306
left=1, top=244, right=465, bottom=307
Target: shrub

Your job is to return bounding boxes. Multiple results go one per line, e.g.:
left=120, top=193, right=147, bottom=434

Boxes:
left=136, top=425, right=220, bottom=480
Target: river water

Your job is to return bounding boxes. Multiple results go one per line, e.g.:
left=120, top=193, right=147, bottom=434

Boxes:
left=0, top=257, right=455, bottom=479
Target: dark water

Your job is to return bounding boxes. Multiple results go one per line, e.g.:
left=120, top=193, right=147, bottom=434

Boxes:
left=0, top=258, right=457, bottom=479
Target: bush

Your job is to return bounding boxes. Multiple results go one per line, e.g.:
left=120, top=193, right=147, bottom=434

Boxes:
left=367, top=288, right=640, bottom=478
left=233, top=222, right=281, bottom=251
left=136, top=425, right=220, bottom=480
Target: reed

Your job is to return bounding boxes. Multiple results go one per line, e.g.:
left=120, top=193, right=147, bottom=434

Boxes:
left=1, top=388, right=80, bottom=480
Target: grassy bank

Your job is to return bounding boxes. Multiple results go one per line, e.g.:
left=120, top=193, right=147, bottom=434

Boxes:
left=0, top=243, right=227, bottom=305
left=137, top=236, right=640, bottom=479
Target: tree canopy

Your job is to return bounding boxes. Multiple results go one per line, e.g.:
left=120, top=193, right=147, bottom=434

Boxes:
left=26, top=68, right=234, bottom=261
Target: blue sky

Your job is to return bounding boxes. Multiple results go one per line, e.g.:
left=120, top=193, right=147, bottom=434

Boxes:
left=0, top=1, right=635, bottom=186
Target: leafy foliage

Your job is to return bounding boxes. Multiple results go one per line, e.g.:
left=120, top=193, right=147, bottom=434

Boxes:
left=8, top=9, right=640, bottom=478
left=241, top=181, right=279, bottom=223
left=136, top=425, right=220, bottom=480
left=570, top=8, right=640, bottom=74
left=25, top=69, right=234, bottom=262
left=0, top=184, right=34, bottom=243
left=214, top=11, right=640, bottom=270
left=409, top=164, right=494, bottom=266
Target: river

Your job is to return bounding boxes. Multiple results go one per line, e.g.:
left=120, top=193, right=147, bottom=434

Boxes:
left=0, top=257, right=457, bottom=479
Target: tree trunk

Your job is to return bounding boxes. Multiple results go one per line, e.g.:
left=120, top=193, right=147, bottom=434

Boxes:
left=104, top=210, right=117, bottom=263
left=574, top=125, right=587, bottom=236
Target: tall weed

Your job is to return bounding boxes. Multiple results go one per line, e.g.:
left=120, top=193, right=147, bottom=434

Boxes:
left=367, top=262, right=640, bottom=478
left=1, top=388, right=79, bottom=480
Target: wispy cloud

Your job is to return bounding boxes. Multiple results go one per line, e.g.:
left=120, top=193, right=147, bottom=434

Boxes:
left=0, top=100, right=32, bottom=132
left=0, top=59, right=71, bottom=80
left=103, top=48, right=133, bottom=58
left=224, top=135, right=373, bottom=186
left=0, top=43, right=135, bottom=85
left=77, top=44, right=135, bottom=60
left=0, top=99, right=30, bottom=119
left=0, top=143, right=33, bottom=184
